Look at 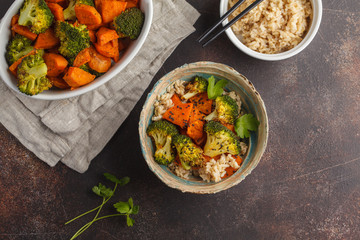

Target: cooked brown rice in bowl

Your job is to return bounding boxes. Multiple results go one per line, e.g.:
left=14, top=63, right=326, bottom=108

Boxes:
left=229, top=0, right=313, bottom=54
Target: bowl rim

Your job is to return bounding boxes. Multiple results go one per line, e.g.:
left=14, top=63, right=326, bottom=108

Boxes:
left=139, top=61, right=269, bottom=194
left=219, top=0, right=323, bottom=61
left=0, top=0, right=153, bottom=100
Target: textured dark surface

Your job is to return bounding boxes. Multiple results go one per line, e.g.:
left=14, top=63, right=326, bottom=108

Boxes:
left=1, top=0, right=360, bottom=239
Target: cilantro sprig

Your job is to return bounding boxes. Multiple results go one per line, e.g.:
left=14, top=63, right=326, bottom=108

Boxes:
left=207, top=76, right=228, bottom=99
left=65, top=173, right=139, bottom=239
left=235, top=114, right=260, bottom=138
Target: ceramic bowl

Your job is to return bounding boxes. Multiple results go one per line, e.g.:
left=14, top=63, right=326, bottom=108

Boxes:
left=139, top=62, right=268, bottom=194
left=0, top=0, right=153, bottom=100
left=219, top=0, right=323, bottom=61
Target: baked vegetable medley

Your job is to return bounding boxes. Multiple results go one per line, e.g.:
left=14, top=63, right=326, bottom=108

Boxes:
left=6, top=0, right=144, bottom=95
left=147, top=76, right=260, bottom=182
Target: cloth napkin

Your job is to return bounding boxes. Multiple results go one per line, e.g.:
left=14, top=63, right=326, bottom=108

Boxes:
left=0, top=0, right=200, bottom=173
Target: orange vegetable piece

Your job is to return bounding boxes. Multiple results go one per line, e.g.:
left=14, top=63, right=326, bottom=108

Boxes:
left=8, top=50, right=36, bottom=76
left=189, top=92, right=213, bottom=115
left=222, top=123, right=235, bottom=133
left=162, top=103, right=193, bottom=129
left=171, top=94, right=182, bottom=106
left=86, top=22, right=107, bottom=30
left=111, top=39, right=120, bottom=62
left=94, top=0, right=102, bottom=11
left=43, top=53, right=68, bottom=77
left=187, top=119, right=205, bottom=142
left=34, top=28, right=60, bottom=49
left=125, top=1, right=137, bottom=9
left=63, top=67, right=96, bottom=88
left=96, top=27, right=119, bottom=45
left=88, top=30, right=96, bottom=43
left=222, top=155, right=243, bottom=179
left=47, top=2, right=64, bottom=21
left=93, top=41, right=117, bottom=58
left=101, top=0, right=127, bottom=24
left=75, top=4, right=102, bottom=25
left=73, top=48, right=91, bottom=67
left=88, top=47, right=112, bottom=73
left=48, top=76, right=70, bottom=89
left=11, top=14, right=20, bottom=37
left=11, top=24, right=37, bottom=41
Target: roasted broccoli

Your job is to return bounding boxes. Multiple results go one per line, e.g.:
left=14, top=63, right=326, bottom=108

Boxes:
left=146, top=120, right=178, bottom=165
left=5, top=34, right=34, bottom=65
left=17, top=51, right=52, bottom=95
left=182, top=76, right=208, bottom=100
left=55, top=21, right=90, bottom=58
left=18, top=0, right=54, bottom=34
left=203, top=121, right=241, bottom=157
left=172, top=134, right=204, bottom=170
left=204, top=95, right=239, bottom=124
left=113, top=7, right=145, bottom=40
left=63, top=0, right=95, bottom=21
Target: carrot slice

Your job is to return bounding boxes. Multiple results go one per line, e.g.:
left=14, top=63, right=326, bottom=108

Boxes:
left=222, top=155, right=243, bottom=179
left=88, top=47, right=112, bottom=73
left=48, top=76, right=70, bottom=89
left=188, top=92, right=213, bottom=115
left=162, top=103, right=193, bottom=129
left=96, top=27, right=119, bottom=45
left=43, top=53, right=68, bottom=77
left=34, top=28, right=60, bottom=49
left=73, top=48, right=91, bottom=67
left=11, top=24, right=37, bottom=41
left=11, top=15, right=20, bottom=37
left=75, top=4, right=102, bottom=25
left=171, top=94, right=182, bottom=106
left=187, top=119, right=205, bottom=142
left=88, top=30, right=96, bottom=43
left=63, top=67, right=96, bottom=88
left=47, top=2, right=65, bottom=21
left=101, top=0, right=127, bottom=24
left=8, top=50, right=36, bottom=76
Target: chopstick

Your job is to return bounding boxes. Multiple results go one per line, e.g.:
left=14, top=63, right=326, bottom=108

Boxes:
left=198, top=0, right=264, bottom=47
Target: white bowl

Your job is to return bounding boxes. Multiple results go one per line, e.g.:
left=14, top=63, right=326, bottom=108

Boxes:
left=0, top=0, right=153, bottom=100
left=219, top=0, right=322, bottom=61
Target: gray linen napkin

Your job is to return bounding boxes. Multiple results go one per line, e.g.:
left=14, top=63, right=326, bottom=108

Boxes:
left=0, top=0, right=200, bottom=173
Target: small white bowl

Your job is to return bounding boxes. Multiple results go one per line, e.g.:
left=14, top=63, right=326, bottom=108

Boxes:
left=0, top=0, right=153, bottom=100
left=219, top=0, right=322, bottom=61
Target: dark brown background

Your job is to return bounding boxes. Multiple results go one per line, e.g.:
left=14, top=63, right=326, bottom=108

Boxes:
left=1, top=1, right=360, bottom=239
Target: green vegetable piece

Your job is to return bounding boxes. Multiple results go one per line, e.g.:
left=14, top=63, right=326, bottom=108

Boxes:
left=92, top=183, right=113, bottom=198
left=18, top=0, right=54, bottom=34
left=172, top=134, right=204, bottom=168
left=113, top=7, right=145, bottom=40
left=207, top=76, right=228, bottom=100
left=204, top=95, right=239, bottom=124
left=235, top=114, right=260, bottom=138
left=5, top=34, right=34, bottom=65
left=114, top=201, right=130, bottom=214
left=127, top=216, right=134, bottom=227
left=182, top=76, right=208, bottom=100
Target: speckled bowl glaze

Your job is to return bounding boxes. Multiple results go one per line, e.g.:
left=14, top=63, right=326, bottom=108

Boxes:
left=139, top=62, right=268, bottom=194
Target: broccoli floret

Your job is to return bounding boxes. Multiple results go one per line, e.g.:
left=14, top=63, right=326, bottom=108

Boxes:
left=203, top=121, right=241, bottom=157
left=172, top=134, right=204, bottom=170
left=18, top=0, right=54, bottom=34
left=182, top=76, right=208, bottom=100
left=147, top=120, right=178, bottom=165
left=204, top=95, right=239, bottom=124
left=113, top=7, right=145, bottom=40
left=79, top=64, right=103, bottom=78
left=55, top=21, right=90, bottom=58
left=63, top=0, right=95, bottom=21
left=5, top=34, right=34, bottom=65
left=17, top=51, right=52, bottom=95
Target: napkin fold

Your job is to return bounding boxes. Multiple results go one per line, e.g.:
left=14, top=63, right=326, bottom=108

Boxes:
left=0, top=0, right=200, bottom=173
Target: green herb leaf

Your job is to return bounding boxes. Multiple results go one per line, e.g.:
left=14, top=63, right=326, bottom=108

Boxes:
left=114, top=201, right=130, bottom=214
left=132, top=205, right=140, bottom=215
left=235, top=114, right=260, bottom=138
left=104, top=173, right=130, bottom=186
left=92, top=183, right=113, bottom=198
left=126, top=216, right=134, bottom=227
left=128, top=197, right=133, bottom=209
left=207, top=76, right=228, bottom=100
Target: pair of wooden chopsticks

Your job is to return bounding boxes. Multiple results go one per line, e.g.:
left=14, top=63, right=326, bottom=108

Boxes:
left=198, top=0, right=264, bottom=47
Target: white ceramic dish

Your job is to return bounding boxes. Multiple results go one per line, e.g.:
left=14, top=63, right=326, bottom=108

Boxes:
left=219, top=0, right=322, bottom=61
left=0, top=0, right=153, bottom=100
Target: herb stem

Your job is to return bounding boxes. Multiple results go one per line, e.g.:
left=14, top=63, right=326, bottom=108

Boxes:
left=65, top=206, right=101, bottom=225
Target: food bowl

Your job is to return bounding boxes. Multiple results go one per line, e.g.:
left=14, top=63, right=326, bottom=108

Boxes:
left=139, top=62, right=268, bottom=194
left=0, top=0, right=153, bottom=100
left=219, top=0, right=322, bottom=61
